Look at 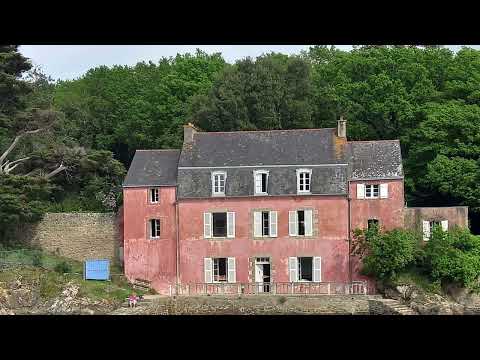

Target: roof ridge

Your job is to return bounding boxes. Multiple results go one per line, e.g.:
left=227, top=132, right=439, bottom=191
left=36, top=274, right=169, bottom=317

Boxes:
left=195, top=128, right=336, bottom=135
left=136, top=149, right=180, bottom=152
left=348, top=139, right=400, bottom=143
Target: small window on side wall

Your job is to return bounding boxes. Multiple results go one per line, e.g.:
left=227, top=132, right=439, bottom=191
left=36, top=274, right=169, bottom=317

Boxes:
left=368, top=219, right=379, bottom=231
left=150, top=188, right=159, bottom=203
left=149, top=219, right=160, bottom=239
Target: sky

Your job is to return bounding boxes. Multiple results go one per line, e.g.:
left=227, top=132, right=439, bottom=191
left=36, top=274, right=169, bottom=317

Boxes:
left=19, top=45, right=480, bottom=81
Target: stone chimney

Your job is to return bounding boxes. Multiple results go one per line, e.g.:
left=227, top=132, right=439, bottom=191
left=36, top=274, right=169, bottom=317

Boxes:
left=337, top=116, right=347, bottom=138
left=183, top=122, right=198, bottom=144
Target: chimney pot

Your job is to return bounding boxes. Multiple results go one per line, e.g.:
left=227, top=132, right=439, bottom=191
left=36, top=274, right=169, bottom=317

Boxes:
left=337, top=117, right=347, bottom=138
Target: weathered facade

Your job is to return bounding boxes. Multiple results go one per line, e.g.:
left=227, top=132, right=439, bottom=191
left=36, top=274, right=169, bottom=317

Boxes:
left=123, top=121, right=469, bottom=295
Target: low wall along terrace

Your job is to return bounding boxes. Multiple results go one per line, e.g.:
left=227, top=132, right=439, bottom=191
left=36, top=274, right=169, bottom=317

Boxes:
left=18, top=213, right=120, bottom=263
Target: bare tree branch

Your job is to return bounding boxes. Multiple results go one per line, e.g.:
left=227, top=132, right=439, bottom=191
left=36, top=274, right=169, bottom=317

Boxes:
left=44, top=163, right=67, bottom=179
left=2, top=157, right=31, bottom=174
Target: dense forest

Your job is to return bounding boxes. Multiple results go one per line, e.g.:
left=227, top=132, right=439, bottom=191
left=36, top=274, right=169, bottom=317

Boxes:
left=2, top=44, right=480, bottom=244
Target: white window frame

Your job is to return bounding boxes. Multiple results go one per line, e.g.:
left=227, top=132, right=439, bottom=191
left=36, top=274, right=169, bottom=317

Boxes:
left=291, top=256, right=321, bottom=283
left=207, top=257, right=236, bottom=283
left=211, top=171, right=227, bottom=196
left=253, top=170, right=269, bottom=195
left=149, top=188, right=159, bottom=204
left=365, top=184, right=380, bottom=199
left=289, top=209, right=313, bottom=237
left=253, top=210, right=278, bottom=238
left=149, top=219, right=160, bottom=239
left=296, top=169, right=312, bottom=194
left=204, top=211, right=235, bottom=239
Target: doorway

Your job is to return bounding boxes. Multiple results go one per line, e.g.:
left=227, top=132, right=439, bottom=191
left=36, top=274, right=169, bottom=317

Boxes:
left=255, top=257, right=271, bottom=293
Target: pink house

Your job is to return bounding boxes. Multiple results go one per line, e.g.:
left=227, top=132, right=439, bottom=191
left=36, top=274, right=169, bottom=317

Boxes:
left=122, top=119, right=465, bottom=295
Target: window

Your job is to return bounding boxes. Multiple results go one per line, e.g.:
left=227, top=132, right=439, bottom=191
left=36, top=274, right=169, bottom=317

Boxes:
left=204, top=257, right=236, bottom=283
left=149, top=188, right=159, bottom=203
left=422, top=220, right=448, bottom=241
left=254, top=170, right=269, bottom=195
left=368, top=219, right=379, bottom=231
left=204, top=212, right=235, bottom=238
left=253, top=211, right=278, bottom=238
left=289, top=257, right=321, bottom=282
left=212, top=171, right=226, bottom=196
left=149, top=219, right=160, bottom=239
left=365, top=184, right=380, bottom=199
left=213, top=213, right=227, bottom=237
left=289, top=210, right=313, bottom=236
left=296, top=169, right=312, bottom=193
left=429, top=221, right=440, bottom=235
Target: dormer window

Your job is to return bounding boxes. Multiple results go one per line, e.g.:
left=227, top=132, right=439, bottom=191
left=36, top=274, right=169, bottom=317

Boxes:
left=212, top=171, right=226, bottom=196
left=296, top=169, right=312, bottom=194
left=254, top=170, right=269, bottom=195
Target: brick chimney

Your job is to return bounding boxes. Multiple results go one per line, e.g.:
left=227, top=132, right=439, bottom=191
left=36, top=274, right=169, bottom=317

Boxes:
left=337, top=116, right=347, bottom=138
left=183, top=122, right=198, bottom=144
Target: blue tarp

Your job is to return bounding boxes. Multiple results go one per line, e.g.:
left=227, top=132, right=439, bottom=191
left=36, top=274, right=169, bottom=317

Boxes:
left=84, top=259, right=110, bottom=280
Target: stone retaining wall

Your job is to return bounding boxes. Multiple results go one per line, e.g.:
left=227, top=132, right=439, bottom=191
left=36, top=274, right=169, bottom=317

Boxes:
left=146, top=295, right=382, bottom=315
left=17, top=212, right=120, bottom=263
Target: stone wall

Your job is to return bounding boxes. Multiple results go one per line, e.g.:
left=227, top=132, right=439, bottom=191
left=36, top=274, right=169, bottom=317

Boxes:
left=18, top=213, right=120, bottom=263
left=145, top=295, right=382, bottom=315
left=404, top=206, right=469, bottom=233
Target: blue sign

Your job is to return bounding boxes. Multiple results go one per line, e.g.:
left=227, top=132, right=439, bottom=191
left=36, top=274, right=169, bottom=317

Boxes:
left=84, top=259, right=110, bottom=280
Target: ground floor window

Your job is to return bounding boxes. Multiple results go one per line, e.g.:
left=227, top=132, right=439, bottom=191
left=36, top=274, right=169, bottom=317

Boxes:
left=368, top=219, right=379, bottom=231
left=204, top=257, right=236, bottom=283
left=289, top=256, right=322, bottom=282
left=298, top=257, right=313, bottom=281
left=213, top=258, right=227, bottom=282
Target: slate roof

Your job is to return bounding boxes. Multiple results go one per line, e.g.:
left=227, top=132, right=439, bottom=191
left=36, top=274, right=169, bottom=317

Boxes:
left=123, top=150, right=180, bottom=187
left=123, top=128, right=404, bottom=198
left=348, top=140, right=403, bottom=180
left=179, top=128, right=347, bottom=167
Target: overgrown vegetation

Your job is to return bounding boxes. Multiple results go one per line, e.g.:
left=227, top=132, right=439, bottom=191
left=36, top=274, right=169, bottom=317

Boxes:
left=352, top=225, right=480, bottom=290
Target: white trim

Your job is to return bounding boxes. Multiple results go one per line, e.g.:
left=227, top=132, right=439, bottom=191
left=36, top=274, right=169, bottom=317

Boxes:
left=179, top=164, right=348, bottom=170
left=422, top=220, right=430, bottom=241
left=149, top=188, right=159, bottom=203
left=149, top=219, right=160, bottom=239
left=204, top=258, right=213, bottom=283
left=289, top=257, right=298, bottom=282
left=380, top=183, right=388, bottom=199
left=269, top=211, right=278, bottom=237
left=364, top=184, right=380, bottom=199
left=227, top=212, right=235, bottom=238
left=227, top=257, right=236, bottom=283
left=203, top=212, right=212, bottom=238
left=289, top=211, right=298, bottom=236
left=441, top=220, right=449, bottom=232
left=253, top=211, right=262, bottom=237
left=357, top=184, right=365, bottom=199
left=313, top=256, right=322, bottom=282
left=304, top=209, right=313, bottom=236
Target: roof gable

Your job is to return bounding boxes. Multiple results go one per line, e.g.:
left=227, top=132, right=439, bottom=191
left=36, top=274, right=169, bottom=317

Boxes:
left=123, top=150, right=180, bottom=187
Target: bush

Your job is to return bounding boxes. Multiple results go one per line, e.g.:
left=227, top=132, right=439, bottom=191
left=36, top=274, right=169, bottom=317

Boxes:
left=424, top=225, right=480, bottom=288
left=54, top=261, right=72, bottom=274
left=32, top=251, right=43, bottom=267
left=353, top=228, right=419, bottom=280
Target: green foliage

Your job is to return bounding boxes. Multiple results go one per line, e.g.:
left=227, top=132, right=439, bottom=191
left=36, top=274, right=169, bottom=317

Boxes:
left=32, top=250, right=43, bottom=267
left=424, top=225, right=480, bottom=288
left=54, top=260, right=72, bottom=274
left=352, top=227, right=419, bottom=280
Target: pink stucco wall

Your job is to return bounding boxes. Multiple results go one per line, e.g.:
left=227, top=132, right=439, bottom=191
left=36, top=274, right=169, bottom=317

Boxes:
left=123, top=187, right=177, bottom=294
left=178, top=196, right=350, bottom=285
left=349, top=179, right=404, bottom=282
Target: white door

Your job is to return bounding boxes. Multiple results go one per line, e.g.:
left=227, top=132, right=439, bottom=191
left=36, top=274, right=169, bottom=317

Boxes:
left=255, top=264, right=264, bottom=293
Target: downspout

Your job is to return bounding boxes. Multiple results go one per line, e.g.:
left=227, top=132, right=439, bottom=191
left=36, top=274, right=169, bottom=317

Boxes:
left=175, top=187, right=180, bottom=296
left=347, top=180, right=352, bottom=283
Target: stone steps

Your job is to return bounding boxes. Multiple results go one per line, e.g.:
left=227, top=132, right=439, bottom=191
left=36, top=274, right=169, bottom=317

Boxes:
left=369, top=298, right=418, bottom=315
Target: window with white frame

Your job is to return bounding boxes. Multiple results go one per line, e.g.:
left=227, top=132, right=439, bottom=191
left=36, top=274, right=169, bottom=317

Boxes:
left=422, top=220, right=448, bottom=241
left=288, top=256, right=321, bottom=282
left=149, top=188, right=159, bottom=203
left=149, top=219, right=160, bottom=239
left=253, top=210, right=278, bottom=237
left=204, top=257, right=236, bottom=283
left=254, top=170, right=269, bottom=195
left=296, top=169, right=312, bottom=193
left=211, top=171, right=226, bottom=196
left=365, top=184, right=380, bottom=198
left=288, top=209, right=313, bottom=236
left=204, top=212, right=235, bottom=239
left=357, top=183, right=388, bottom=199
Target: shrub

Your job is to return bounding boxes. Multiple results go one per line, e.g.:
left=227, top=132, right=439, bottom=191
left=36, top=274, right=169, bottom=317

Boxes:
left=54, top=261, right=72, bottom=274
left=277, top=296, right=287, bottom=305
left=32, top=251, right=43, bottom=267
left=353, top=228, right=419, bottom=280
left=424, top=225, right=480, bottom=288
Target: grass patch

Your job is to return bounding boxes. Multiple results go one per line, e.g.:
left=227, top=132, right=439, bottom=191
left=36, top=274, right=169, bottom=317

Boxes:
left=393, top=268, right=442, bottom=294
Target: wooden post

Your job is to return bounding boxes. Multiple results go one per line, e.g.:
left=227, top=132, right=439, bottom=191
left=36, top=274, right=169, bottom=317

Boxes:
left=327, top=283, right=331, bottom=295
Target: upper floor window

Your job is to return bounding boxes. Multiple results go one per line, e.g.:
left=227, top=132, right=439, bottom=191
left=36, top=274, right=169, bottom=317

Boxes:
left=289, top=209, right=313, bottom=237
left=357, top=183, right=389, bottom=199
left=253, top=210, right=277, bottom=238
left=254, top=170, right=269, bottom=195
left=296, top=169, right=312, bottom=194
left=150, top=188, right=159, bottom=203
left=204, top=212, right=235, bottom=239
left=211, top=171, right=226, bottom=196
left=149, top=219, right=160, bottom=239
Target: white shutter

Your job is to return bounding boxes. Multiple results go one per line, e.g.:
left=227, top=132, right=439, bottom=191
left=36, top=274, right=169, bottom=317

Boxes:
left=254, top=211, right=262, bottom=237
left=380, top=183, right=389, bottom=198
left=227, top=212, right=235, bottom=238
left=254, top=173, right=262, bottom=194
left=269, top=211, right=278, bottom=237
left=289, top=257, right=298, bottom=282
left=305, top=209, right=313, bottom=236
left=441, top=220, right=449, bottom=232
left=423, top=220, right=430, bottom=241
left=227, top=257, right=236, bottom=283
left=204, top=258, right=213, bottom=283
left=204, top=213, right=212, bottom=238
left=289, top=211, right=298, bottom=236
left=313, top=256, right=322, bottom=282
left=357, top=184, right=365, bottom=199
